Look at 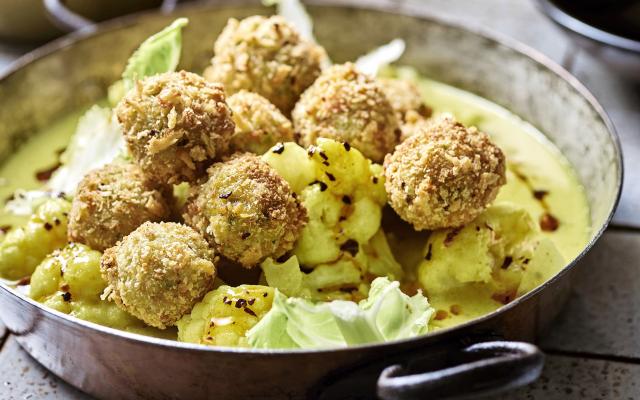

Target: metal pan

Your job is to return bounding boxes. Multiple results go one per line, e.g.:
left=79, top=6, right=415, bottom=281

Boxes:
left=0, top=1, right=623, bottom=399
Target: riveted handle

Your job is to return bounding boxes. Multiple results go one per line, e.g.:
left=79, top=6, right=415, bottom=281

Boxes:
left=377, top=341, right=544, bottom=400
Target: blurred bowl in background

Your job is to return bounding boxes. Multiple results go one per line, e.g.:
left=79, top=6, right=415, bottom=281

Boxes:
left=0, top=0, right=164, bottom=43
left=535, top=0, right=640, bottom=79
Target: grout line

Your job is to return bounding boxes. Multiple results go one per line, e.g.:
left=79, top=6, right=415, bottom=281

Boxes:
left=0, top=331, right=10, bottom=354
left=542, top=348, right=640, bottom=365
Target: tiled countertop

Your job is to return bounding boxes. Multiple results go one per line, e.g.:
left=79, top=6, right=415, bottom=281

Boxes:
left=1, top=0, right=639, bottom=398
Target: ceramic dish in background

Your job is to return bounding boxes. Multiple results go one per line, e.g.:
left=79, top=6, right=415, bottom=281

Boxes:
left=0, top=1, right=622, bottom=399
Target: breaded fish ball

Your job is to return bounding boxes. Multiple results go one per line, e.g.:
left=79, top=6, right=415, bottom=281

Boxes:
left=292, top=63, right=400, bottom=162
left=184, top=153, right=306, bottom=268
left=116, top=71, right=235, bottom=185
left=101, top=222, right=216, bottom=329
left=227, top=90, right=294, bottom=154
left=204, top=16, right=326, bottom=114
left=377, top=78, right=432, bottom=123
left=68, top=163, right=170, bottom=251
left=377, top=78, right=433, bottom=141
left=384, top=117, right=506, bottom=230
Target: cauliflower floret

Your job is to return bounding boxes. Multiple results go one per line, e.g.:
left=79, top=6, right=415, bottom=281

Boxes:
left=418, top=204, right=563, bottom=316
left=262, top=138, right=401, bottom=300
left=177, top=285, right=274, bottom=347
left=29, top=243, right=150, bottom=333
left=0, top=198, right=70, bottom=280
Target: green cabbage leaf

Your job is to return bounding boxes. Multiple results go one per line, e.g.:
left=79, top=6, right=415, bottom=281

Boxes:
left=122, top=17, right=189, bottom=91
left=247, top=277, right=434, bottom=349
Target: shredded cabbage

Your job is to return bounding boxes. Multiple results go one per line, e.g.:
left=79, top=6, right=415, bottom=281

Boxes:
left=355, top=38, right=406, bottom=76
left=46, top=106, right=125, bottom=196
left=247, top=277, right=434, bottom=348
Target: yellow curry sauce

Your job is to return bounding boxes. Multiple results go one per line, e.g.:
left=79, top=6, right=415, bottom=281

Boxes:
left=0, top=75, right=590, bottom=335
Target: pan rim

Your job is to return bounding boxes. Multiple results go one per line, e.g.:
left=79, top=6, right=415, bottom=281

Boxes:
left=0, top=0, right=624, bottom=355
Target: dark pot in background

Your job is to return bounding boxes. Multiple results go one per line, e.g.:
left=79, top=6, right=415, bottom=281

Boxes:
left=534, top=0, right=640, bottom=80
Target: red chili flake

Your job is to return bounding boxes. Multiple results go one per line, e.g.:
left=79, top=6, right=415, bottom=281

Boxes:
left=325, top=172, right=336, bottom=181
left=307, top=147, right=316, bottom=157
left=248, top=298, right=256, bottom=306
left=343, top=142, right=351, bottom=151
left=263, top=292, right=268, bottom=297
left=501, top=256, right=513, bottom=269
left=492, top=292, right=515, bottom=305
left=540, top=213, right=560, bottom=232
left=35, top=162, right=62, bottom=182
left=434, top=310, right=449, bottom=320
left=341, top=195, right=351, bottom=205
left=450, top=305, right=462, bottom=315
left=319, top=151, right=328, bottom=161
left=235, top=298, right=247, bottom=308
left=61, top=292, right=72, bottom=302
left=523, top=258, right=530, bottom=265
left=443, top=228, right=461, bottom=247
left=424, top=244, right=433, bottom=261
left=0, top=225, right=11, bottom=234
left=272, top=143, right=285, bottom=154
left=54, top=218, right=61, bottom=226
left=243, top=307, right=257, bottom=317
left=533, top=190, right=549, bottom=200
left=218, top=191, right=233, bottom=199
left=372, top=177, right=379, bottom=184
left=340, top=239, right=359, bottom=256
left=310, top=180, right=328, bottom=192
left=241, top=232, right=251, bottom=240
left=43, top=222, right=53, bottom=231
left=60, top=283, right=70, bottom=292
left=16, top=276, right=30, bottom=286
left=513, top=170, right=528, bottom=183
left=418, top=104, right=433, bottom=118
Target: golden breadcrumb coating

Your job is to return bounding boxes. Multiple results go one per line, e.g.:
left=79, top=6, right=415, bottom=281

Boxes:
left=204, top=16, right=326, bottom=114
left=101, top=222, right=216, bottom=329
left=184, top=153, right=307, bottom=268
left=377, top=78, right=432, bottom=123
left=399, top=115, right=432, bottom=142
left=383, top=117, right=506, bottom=230
left=292, top=63, right=400, bottom=162
left=116, top=70, right=235, bottom=185
left=227, top=90, right=294, bottom=154
left=68, top=163, right=170, bottom=251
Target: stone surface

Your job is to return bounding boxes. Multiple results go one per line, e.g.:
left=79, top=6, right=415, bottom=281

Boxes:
left=402, top=0, right=572, bottom=64
left=540, top=230, right=640, bottom=358
left=0, top=337, right=88, bottom=400
left=489, top=355, right=640, bottom=400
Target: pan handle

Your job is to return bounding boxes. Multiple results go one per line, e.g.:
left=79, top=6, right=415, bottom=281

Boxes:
left=377, top=341, right=544, bottom=400
left=42, top=0, right=182, bottom=33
